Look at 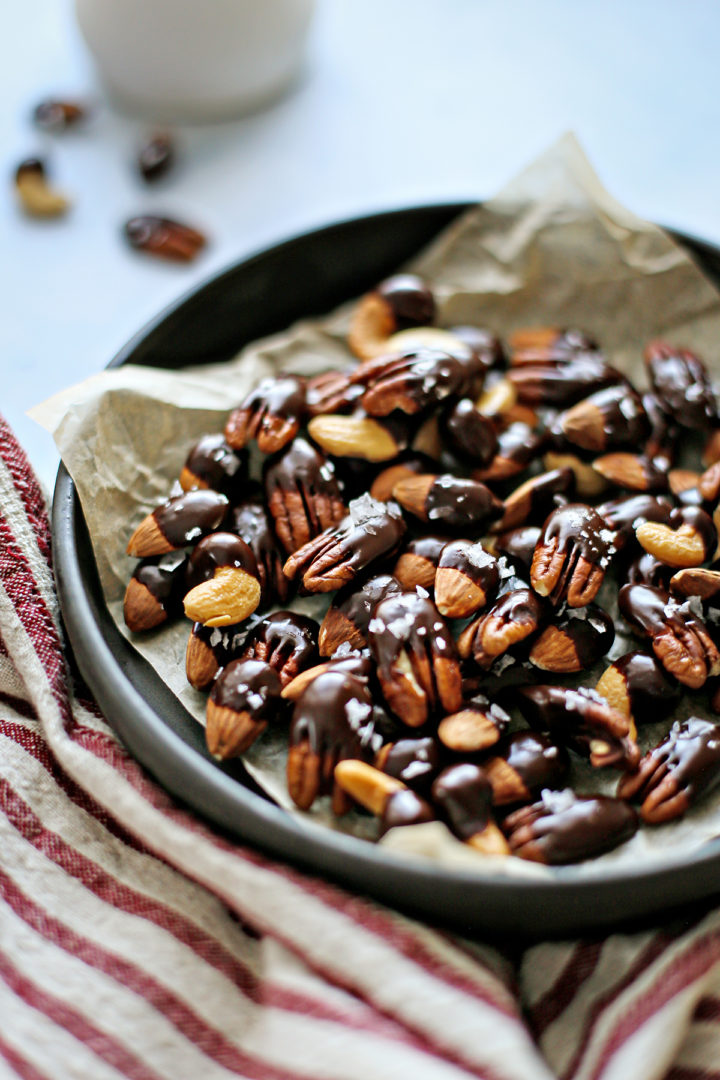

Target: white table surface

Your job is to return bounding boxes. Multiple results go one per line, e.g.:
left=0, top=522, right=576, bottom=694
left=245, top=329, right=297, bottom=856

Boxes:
left=4, top=0, right=720, bottom=495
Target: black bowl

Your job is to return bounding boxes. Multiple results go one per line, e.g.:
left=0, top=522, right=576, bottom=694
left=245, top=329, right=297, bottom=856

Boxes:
left=52, top=204, right=720, bottom=937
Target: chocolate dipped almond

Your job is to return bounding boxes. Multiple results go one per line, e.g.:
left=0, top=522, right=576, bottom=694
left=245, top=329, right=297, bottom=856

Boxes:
left=206, top=659, right=283, bottom=759
left=126, top=489, right=229, bottom=558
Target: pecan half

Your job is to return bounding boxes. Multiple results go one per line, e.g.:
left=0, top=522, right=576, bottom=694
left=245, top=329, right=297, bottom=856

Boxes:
left=283, top=495, right=406, bottom=593
left=264, top=436, right=346, bottom=556
left=503, top=789, right=638, bottom=864
left=508, top=357, right=624, bottom=407
left=368, top=592, right=462, bottom=727
left=351, top=347, right=467, bottom=416
left=618, top=583, right=720, bottom=689
left=334, top=760, right=435, bottom=834
left=644, top=340, right=717, bottom=429
left=305, top=370, right=364, bottom=416
left=287, top=670, right=380, bottom=812
left=206, top=659, right=283, bottom=759
left=515, top=685, right=640, bottom=770
left=238, top=612, right=319, bottom=688
left=618, top=717, right=720, bottom=823
left=225, top=375, right=306, bottom=454
left=530, top=503, right=615, bottom=607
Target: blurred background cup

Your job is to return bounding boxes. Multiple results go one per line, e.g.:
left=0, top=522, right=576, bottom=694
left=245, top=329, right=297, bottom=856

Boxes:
left=74, top=0, right=317, bottom=121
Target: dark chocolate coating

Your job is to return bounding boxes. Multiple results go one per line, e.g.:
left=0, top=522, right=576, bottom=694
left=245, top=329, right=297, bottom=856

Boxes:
left=644, top=341, right=717, bottom=429
left=182, top=433, right=248, bottom=496
left=376, top=274, right=436, bottom=329
left=493, top=526, right=542, bottom=575
left=357, top=348, right=467, bottom=416
left=630, top=717, right=720, bottom=807
left=491, top=422, right=543, bottom=469
left=437, top=540, right=500, bottom=599
left=210, top=658, right=282, bottom=719
left=626, top=552, right=672, bottom=593
left=234, top=374, right=306, bottom=428
left=618, top=583, right=678, bottom=637
left=558, top=384, right=648, bottom=452
left=493, top=732, right=570, bottom=800
left=381, top=736, right=442, bottom=795
left=431, top=763, right=493, bottom=841
left=642, top=391, right=679, bottom=469
left=186, top=531, right=258, bottom=587
left=379, top=789, right=435, bottom=835
left=154, top=489, right=229, bottom=547
left=515, top=685, right=636, bottom=769
left=327, top=573, right=403, bottom=643
left=440, top=399, right=498, bottom=466
left=131, top=551, right=188, bottom=612
left=419, top=475, right=503, bottom=530
left=504, top=791, right=638, bottom=864
left=448, top=326, right=505, bottom=374
left=531, top=605, right=614, bottom=669
left=240, top=612, right=319, bottom=685
left=263, top=436, right=346, bottom=552
left=666, top=506, right=717, bottom=560
left=401, top=535, right=448, bottom=566
left=290, top=671, right=379, bottom=762
left=369, top=592, right=458, bottom=684
left=539, top=503, right=615, bottom=566
left=508, top=357, right=625, bottom=407
left=228, top=493, right=291, bottom=607
left=597, top=494, right=673, bottom=548
left=610, top=650, right=682, bottom=722
left=138, top=133, right=174, bottom=181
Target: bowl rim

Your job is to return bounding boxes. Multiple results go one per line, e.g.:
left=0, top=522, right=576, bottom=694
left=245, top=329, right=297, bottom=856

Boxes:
left=51, top=201, right=720, bottom=936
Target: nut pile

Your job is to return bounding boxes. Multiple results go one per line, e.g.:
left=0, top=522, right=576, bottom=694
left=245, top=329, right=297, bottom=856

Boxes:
left=123, top=273, right=720, bottom=865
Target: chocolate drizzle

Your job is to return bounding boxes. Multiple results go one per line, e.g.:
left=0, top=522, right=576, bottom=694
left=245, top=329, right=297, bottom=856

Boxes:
left=154, top=489, right=229, bottom=547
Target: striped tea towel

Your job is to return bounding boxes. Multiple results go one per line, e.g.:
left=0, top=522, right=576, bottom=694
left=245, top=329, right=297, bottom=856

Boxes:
left=2, top=411, right=720, bottom=1080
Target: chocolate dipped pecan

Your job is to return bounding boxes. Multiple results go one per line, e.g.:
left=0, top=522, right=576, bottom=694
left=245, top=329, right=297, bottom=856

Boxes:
left=503, top=789, right=638, bottom=864
left=457, top=588, right=546, bottom=669
left=264, top=436, right=346, bottom=556
left=530, top=503, right=616, bottom=607
left=618, top=717, right=720, bottom=823
left=238, top=611, right=319, bottom=688
left=508, top=356, right=624, bottom=407
left=283, top=495, right=406, bottom=593
left=351, top=347, right=468, bottom=417
left=644, top=340, right=717, bottom=429
left=618, top=583, right=720, bottom=689
left=287, top=670, right=381, bottom=812
left=225, top=375, right=306, bottom=454
left=368, top=591, right=462, bottom=727
left=515, top=685, right=640, bottom=770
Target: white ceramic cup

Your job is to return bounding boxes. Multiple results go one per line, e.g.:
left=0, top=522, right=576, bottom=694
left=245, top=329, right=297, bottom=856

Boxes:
left=74, top=0, right=316, bottom=121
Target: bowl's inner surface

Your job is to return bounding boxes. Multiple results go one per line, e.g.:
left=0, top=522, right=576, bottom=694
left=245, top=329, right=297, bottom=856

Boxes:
left=52, top=206, right=720, bottom=936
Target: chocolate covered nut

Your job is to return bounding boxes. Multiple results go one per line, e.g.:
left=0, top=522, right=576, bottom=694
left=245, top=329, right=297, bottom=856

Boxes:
left=351, top=347, right=468, bottom=418
left=33, top=98, right=87, bottom=130
left=457, top=588, right=546, bottom=669
left=392, top=473, right=503, bottom=531
left=644, top=340, right=717, bottom=429
left=348, top=275, right=436, bottom=360
left=508, top=357, right=624, bottom=407
left=531, top=503, right=615, bottom=608
left=185, top=620, right=250, bottom=691
left=508, top=327, right=598, bottom=366
left=627, top=551, right=673, bottom=592
left=280, top=649, right=372, bottom=702
left=228, top=493, right=291, bottom=608
left=375, top=736, right=442, bottom=796
left=369, top=454, right=440, bottom=503
left=555, top=384, right=648, bottom=454
left=287, top=671, right=380, bottom=812
left=124, top=215, right=206, bottom=261
left=492, top=467, right=575, bottom=533
left=437, top=696, right=510, bottom=753
left=369, top=592, right=462, bottom=727
left=515, top=685, right=640, bottom=770
left=618, top=717, right=720, bottom=823
left=670, top=568, right=720, bottom=608
left=595, top=650, right=682, bottom=725
left=431, top=764, right=510, bottom=854
left=305, top=369, right=364, bottom=416
left=14, top=157, right=69, bottom=217
left=225, top=375, right=306, bottom=454
left=491, top=526, right=542, bottom=576
left=183, top=532, right=261, bottom=627
left=596, top=493, right=673, bottom=550
left=307, top=411, right=410, bottom=462
left=503, top=789, right=638, bottom=864
left=483, top=732, right=570, bottom=806
left=334, top=760, right=435, bottom=834
left=449, top=326, right=504, bottom=377
left=635, top=506, right=716, bottom=569
left=618, top=583, right=720, bottom=689
left=434, top=541, right=499, bottom=619
left=473, top=422, right=543, bottom=482
left=179, top=433, right=248, bottom=497
left=264, top=437, right=346, bottom=556
left=206, top=659, right=283, bottom=759
left=528, top=604, right=614, bottom=673
left=123, top=551, right=188, bottom=632
left=238, top=612, right=319, bottom=688
left=318, top=573, right=402, bottom=657
left=126, top=489, right=229, bottom=558
left=283, top=495, right=406, bottom=594
left=440, top=398, right=498, bottom=466
left=592, top=453, right=667, bottom=493
left=392, top=535, right=446, bottom=591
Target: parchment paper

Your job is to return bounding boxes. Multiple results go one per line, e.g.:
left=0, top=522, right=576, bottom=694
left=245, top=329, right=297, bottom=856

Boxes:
left=31, top=134, right=720, bottom=877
